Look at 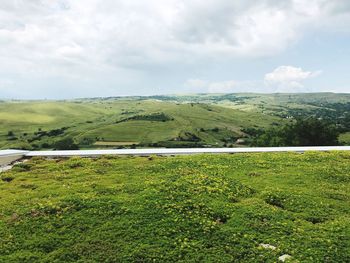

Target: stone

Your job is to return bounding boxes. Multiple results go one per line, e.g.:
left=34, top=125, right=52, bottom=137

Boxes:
left=259, top=243, right=277, bottom=250
left=279, top=254, right=292, bottom=262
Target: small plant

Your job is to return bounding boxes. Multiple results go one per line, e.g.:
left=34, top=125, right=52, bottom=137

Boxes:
left=247, top=171, right=261, bottom=177
left=65, top=157, right=87, bottom=168
left=12, top=163, right=32, bottom=172
left=263, top=191, right=286, bottom=209
left=1, top=176, right=14, bottom=182
left=20, top=183, right=38, bottom=190
left=7, top=136, right=18, bottom=141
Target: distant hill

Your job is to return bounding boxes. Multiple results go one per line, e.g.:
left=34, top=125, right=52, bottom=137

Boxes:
left=0, top=93, right=349, bottom=149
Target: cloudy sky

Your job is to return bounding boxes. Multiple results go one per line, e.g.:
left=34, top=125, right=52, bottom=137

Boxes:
left=0, top=0, right=350, bottom=99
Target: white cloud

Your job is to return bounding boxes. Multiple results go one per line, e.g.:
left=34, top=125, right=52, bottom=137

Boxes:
left=0, top=0, right=349, bottom=97
left=1, top=0, right=349, bottom=74
left=264, top=66, right=321, bottom=92
left=185, top=79, right=239, bottom=93
left=207, top=81, right=239, bottom=93
left=186, top=66, right=322, bottom=93
left=184, top=79, right=208, bottom=90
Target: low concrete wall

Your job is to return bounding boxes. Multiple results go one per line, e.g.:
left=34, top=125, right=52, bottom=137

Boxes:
left=0, top=150, right=29, bottom=167
left=0, top=155, right=24, bottom=166
left=1, top=147, right=350, bottom=165
left=26, top=146, right=350, bottom=157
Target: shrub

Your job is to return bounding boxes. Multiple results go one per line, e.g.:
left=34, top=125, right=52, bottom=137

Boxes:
left=53, top=138, right=79, bottom=150
left=116, top=112, right=174, bottom=123
left=41, top=143, right=51, bottom=148
left=1, top=176, right=14, bottom=182
left=12, top=163, right=32, bottom=172
left=263, top=191, right=286, bottom=208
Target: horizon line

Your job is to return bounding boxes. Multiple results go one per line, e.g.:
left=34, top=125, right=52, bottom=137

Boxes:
left=1, top=91, right=350, bottom=101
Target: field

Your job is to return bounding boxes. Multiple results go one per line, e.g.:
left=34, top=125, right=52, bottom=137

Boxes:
left=94, top=141, right=139, bottom=146
left=1, top=93, right=350, bottom=150
left=0, top=152, right=349, bottom=262
left=0, top=99, right=279, bottom=150
left=147, top=93, right=350, bottom=115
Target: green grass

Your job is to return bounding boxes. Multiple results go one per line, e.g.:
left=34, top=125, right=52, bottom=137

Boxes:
left=0, top=100, right=279, bottom=149
left=1, top=93, right=350, bottom=149
left=94, top=141, right=139, bottom=146
left=146, top=93, right=350, bottom=110
left=0, top=152, right=349, bottom=262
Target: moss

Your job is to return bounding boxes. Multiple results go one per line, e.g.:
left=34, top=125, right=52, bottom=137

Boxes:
left=0, top=152, right=349, bottom=262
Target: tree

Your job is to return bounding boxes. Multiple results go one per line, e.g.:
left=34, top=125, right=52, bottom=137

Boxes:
left=53, top=138, right=79, bottom=150
left=289, top=118, right=339, bottom=146
left=251, top=118, right=339, bottom=147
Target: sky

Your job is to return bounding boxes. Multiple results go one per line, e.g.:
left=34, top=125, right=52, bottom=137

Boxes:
left=0, top=0, right=350, bottom=99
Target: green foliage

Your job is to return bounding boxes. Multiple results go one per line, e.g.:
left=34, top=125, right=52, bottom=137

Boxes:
left=263, top=191, right=287, bottom=208
left=1, top=175, right=14, bottom=182
left=53, top=138, right=79, bottom=150
left=116, top=112, right=174, bottom=123
left=0, top=152, right=349, bottom=262
left=1, top=94, right=350, bottom=148
left=12, top=163, right=32, bottom=172
left=339, top=132, right=350, bottom=145
left=252, top=118, right=339, bottom=146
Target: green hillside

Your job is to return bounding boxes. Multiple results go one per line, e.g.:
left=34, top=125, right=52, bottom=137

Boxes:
left=146, top=93, right=350, bottom=116
left=0, top=152, right=349, bottom=262
left=0, top=100, right=280, bottom=150
left=1, top=93, right=350, bottom=150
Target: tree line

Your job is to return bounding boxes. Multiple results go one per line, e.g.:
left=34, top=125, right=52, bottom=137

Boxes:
left=245, top=118, right=340, bottom=147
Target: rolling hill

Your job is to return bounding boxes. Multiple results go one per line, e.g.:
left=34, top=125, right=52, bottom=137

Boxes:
left=1, top=93, right=350, bottom=150
left=0, top=99, right=280, bottom=150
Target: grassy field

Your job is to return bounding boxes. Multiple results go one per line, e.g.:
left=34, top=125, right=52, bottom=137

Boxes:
left=146, top=93, right=350, bottom=113
left=1, top=93, right=350, bottom=150
left=94, top=141, right=139, bottom=146
left=0, top=99, right=280, bottom=150
left=0, top=152, right=349, bottom=262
